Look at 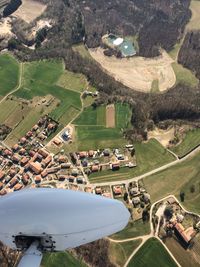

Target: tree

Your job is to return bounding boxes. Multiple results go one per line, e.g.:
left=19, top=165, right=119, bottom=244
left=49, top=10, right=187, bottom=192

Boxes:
left=190, top=184, right=195, bottom=193
left=142, top=209, right=149, bottom=222
left=164, top=206, right=173, bottom=220
left=123, top=192, right=128, bottom=202
left=180, top=191, right=185, bottom=202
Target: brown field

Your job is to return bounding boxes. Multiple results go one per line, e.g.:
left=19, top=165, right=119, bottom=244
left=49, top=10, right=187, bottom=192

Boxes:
left=148, top=127, right=175, bottom=148
left=89, top=48, right=176, bottom=93
left=0, top=17, right=13, bottom=36
left=106, top=104, right=115, bottom=128
left=186, top=0, right=200, bottom=31
left=164, top=235, right=200, bottom=267
left=13, top=0, right=46, bottom=23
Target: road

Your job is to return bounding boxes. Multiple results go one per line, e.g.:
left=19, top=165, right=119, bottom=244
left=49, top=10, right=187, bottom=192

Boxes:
left=91, top=144, right=200, bottom=187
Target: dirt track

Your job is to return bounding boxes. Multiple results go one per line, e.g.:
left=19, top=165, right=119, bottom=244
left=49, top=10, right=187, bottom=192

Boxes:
left=13, top=0, right=46, bottom=23
left=106, top=104, right=115, bottom=128
left=89, top=48, right=176, bottom=93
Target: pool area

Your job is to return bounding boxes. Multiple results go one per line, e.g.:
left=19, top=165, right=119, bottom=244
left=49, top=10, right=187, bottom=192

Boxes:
left=104, top=34, right=136, bottom=57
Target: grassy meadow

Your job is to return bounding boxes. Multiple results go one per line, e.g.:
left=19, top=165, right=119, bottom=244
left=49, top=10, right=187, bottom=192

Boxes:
left=109, top=239, right=142, bottom=266
left=74, top=106, right=106, bottom=126
left=128, top=238, right=178, bottom=267
left=41, top=252, right=86, bottom=267
left=172, top=63, right=198, bottom=88
left=143, top=150, right=200, bottom=214
left=171, top=128, right=200, bottom=157
left=57, top=69, right=87, bottom=93
left=0, top=54, right=20, bottom=96
left=111, top=220, right=150, bottom=240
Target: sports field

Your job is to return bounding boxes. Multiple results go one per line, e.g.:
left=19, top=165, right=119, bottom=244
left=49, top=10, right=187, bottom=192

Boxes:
left=143, top=150, right=200, bottom=214
left=128, top=238, right=178, bottom=267
left=89, top=139, right=175, bottom=183
left=41, top=252, right=86, bottom=267
left=14, top=60, right=82, bottom=124
left=171, top=128, right=200, bottom=157
left=111, top=220, right=150, bottom=240
left=0, top=54, right=19, bottom=97
left=109, top=239, right=142, bottom=266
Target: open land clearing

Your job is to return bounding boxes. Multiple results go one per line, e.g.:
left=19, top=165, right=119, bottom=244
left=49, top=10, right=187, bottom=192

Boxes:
left=111, top=220, right=150, bottom=240
left=106, top=104, right=115, bottom=128
left=148, top=127, right=175, bottom=148
left=186, top=0, right=200, bottom=31
left=109, top=239, right=142, bottom=266
left=128, top=238, right=178, bottom=267
left=171, top=128, right=200, bottom=158
left=13, top=0, right=47, bottom=23
left=143, top=151, right=200, bottom=214
left=89, top=139, right=175, bottom=183
left=164, top=235, right=200, bottom=267
left=89, top=48, right=176, bottom=93
left=0, top=54, right=19, bottom=97
left=41, top=251, right=87, bottom=267
left=0, top=17, right=13, bottom=37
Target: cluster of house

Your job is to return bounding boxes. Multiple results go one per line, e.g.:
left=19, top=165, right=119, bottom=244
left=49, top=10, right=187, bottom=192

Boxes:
left=73, top=146, right=136, bottom=175
left=28, top=115, right=58, bottom=143
left=128, top=181, right=151, bottom=207
left=0, top=141, right=92, bottom=196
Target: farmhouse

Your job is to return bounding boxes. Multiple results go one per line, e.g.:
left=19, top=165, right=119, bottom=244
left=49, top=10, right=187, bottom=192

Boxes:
left=174, top=222, right=196, bottom=247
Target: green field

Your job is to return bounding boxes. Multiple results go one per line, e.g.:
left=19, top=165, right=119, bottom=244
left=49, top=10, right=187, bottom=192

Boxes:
left=14, top=60, right=82, bottom=124
left=57, top=69, right=87, bottom=93
left=172, top=63, right=198, bottom=88
left=109, top=239, right=142, bottom=266
left=128, top=238, right=178, bottom=267
left=41, top=252, right=86, bottom=267
left=171, top=128, right=200, bottom=157
left=74, top=103, right=132, bottom=150
left=151, top=79, right=159, bottom=93
left=111, top=220, right=150, bottom=240
left=74, top=106, right=106, bottom=126
left=89, top=139, right=175, bottom=183
left=0, top=54, right=20, bottom=96
left=115, top=103, right=132, bottom=129
left=143, top=150, right=200, bottom=214
left=76, top=125, right=126, bottom=150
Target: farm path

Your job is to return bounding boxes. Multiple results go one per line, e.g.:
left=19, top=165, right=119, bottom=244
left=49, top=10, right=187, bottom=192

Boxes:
left=0, top=62, right=23, bottom=104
